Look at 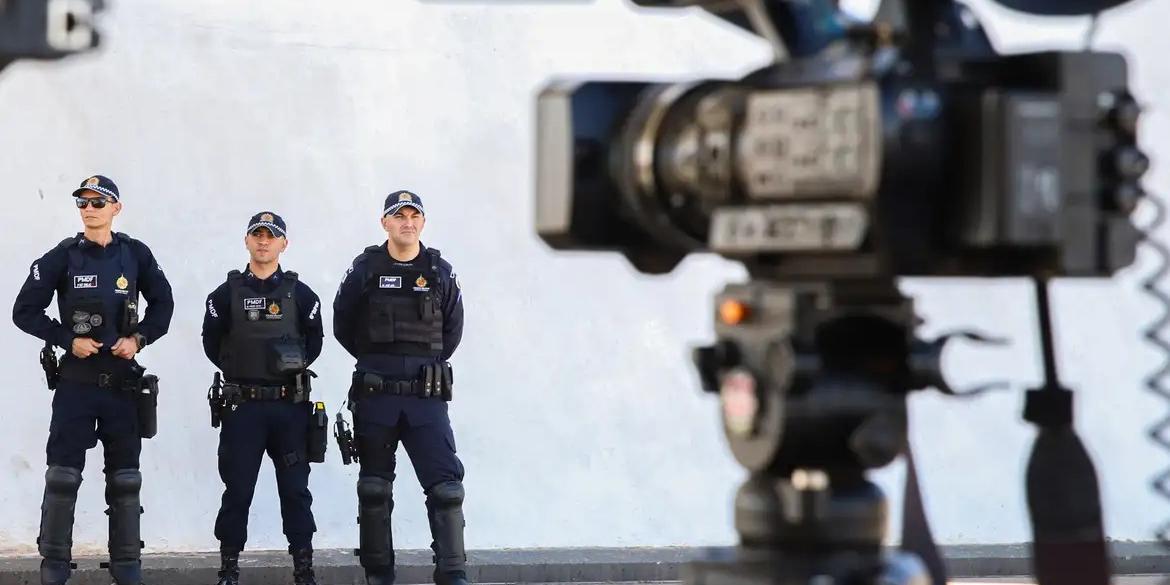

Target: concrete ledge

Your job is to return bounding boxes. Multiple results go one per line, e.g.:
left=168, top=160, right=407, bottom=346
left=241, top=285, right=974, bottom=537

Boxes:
left=0, top=543, right=1165, bottom=584
left=941, top=542, right=1170, bottom=577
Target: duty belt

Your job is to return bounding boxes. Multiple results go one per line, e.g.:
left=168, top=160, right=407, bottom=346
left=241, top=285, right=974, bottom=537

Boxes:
left=97, top=373, right=130, bottom=390
left=223, top=383, right=292, bottom=402
left=60, top=370, right=140, bottom=393
left=353, top=373, right=430, bottom=398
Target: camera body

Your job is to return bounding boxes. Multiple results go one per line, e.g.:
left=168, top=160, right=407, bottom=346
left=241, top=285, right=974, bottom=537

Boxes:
left=536, top=13, right=1145, bottom=281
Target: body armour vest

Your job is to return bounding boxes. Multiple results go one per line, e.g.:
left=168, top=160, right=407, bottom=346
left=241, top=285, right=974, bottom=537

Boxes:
left=219, top=270, right=304, bottom=384
left=58, top=234, right=141, bottom=380
left=357, top=247, right=444, bottom=358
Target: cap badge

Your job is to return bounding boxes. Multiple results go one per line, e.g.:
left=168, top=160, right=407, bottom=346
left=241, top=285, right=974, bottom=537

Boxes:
left=399, top=192, right=413, bottom=202
left=260, top=213, right=274, bottom=222
left=85, top=177, right=100, bottom=187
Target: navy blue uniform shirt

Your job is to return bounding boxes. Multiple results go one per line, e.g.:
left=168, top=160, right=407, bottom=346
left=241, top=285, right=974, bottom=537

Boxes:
left=13, top=233, right=174, bottom=364
left=201, top=265, right=324, bottom=374
left=333, top=242, right=463, bottom=378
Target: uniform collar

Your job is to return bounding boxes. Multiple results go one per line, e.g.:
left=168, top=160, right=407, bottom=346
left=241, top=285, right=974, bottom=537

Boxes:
left=77, top=231, right=121, bottom=249
left=244, top=264, right=284, bottom=284
left=381, top=240, right=426, bottom=265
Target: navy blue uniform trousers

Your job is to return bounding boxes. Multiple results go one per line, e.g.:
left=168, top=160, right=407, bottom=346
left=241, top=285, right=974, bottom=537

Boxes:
left=214, top=400, right=316, bottom=552
left=47, top=381, right=141, bottom=471
left=354, top=394, right=464, bottom=490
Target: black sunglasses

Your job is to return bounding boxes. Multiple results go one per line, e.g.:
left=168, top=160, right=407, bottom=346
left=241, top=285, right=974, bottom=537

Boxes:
left=75, top=197, right=113, bottom=209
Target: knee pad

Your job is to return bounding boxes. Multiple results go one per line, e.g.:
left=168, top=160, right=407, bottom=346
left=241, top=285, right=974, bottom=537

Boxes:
left=425, top=481, right=466, bottom=573
left=45, top=466, right=82, bottom=495
left=107, top=469, right=142, bottom=497
left=39, top=466, right=83, bottom=561
left=357, top=476, right=392, bottom=505
left=427, top=481, right=464, bottom=508
left=356, top=476, right=394, bottom=570
left=105, top=469, right=143, bottom=563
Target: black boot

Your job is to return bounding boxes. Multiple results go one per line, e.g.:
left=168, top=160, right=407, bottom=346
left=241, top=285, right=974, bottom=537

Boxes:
left=366, top=567, right=395, bottom=585
left=107, top=561, right=143, bottom=585
left=215, top=551, right=239, bottom=585
left=434, top=568, right=469, bottom=585
left=292, top=548, right=317, bottom=585
left=39, top=559, right=72, bottom=585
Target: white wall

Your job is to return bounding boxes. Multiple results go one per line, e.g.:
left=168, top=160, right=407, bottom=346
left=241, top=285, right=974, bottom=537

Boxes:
left=0, top=0, right=1165, bottom=557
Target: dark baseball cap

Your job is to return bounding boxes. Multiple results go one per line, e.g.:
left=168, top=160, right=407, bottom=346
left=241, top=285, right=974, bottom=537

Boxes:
left=383, top=190, right=425, bottom=217
left=246, top=211, right=287, bottom=238
left=71, top=174, right=120, bottom=202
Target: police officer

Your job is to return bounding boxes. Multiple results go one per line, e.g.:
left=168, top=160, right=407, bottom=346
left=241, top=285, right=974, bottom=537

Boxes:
left=334, top=190, right=467, bottom=585
left=201, top=212, right=325, bottom=585
left=12, top=175, right=175, bottom=585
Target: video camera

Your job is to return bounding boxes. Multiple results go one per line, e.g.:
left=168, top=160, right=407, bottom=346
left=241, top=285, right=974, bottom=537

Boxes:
left=537, top=0, right=1146, bottom=281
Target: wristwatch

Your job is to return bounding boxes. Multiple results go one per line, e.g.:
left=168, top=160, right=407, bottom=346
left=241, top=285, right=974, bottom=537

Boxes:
left=132, top=332, right=148, bottom=351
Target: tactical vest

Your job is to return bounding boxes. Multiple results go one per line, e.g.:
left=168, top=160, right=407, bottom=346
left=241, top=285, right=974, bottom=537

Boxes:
left=219, top=270, right=305, bottom=384
left=57, top=233, right=141, bottom=380
left=357, top=246, right=444, bottom=358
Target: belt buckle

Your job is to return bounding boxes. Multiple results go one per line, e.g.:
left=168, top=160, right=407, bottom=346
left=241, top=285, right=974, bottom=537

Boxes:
left=248, top=387, right=258, bottom=400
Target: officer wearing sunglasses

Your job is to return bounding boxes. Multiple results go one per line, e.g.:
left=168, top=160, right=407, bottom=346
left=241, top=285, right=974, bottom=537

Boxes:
left=12, top=174, right=175, bottom=585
